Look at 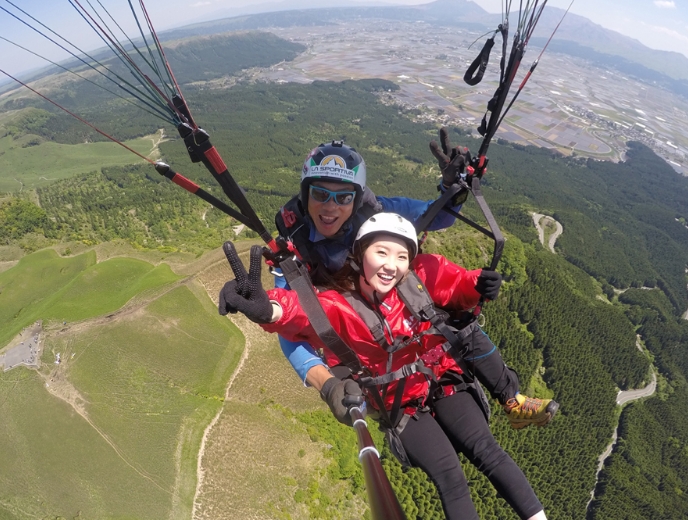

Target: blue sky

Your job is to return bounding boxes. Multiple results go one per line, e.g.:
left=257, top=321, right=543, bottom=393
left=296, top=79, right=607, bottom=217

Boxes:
left=1, top=0, right=687, bottom=78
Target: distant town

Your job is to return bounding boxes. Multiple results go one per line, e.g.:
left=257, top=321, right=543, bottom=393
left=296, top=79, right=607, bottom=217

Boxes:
left=252, top=20, right=687, bottom=174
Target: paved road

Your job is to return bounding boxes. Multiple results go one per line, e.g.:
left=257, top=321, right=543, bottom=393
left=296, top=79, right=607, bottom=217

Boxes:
left=1, top=322, right=43, bottom=372
left=532, top=213, right=545, bottom=245
left=532, top=213, right=563, bottom=253
left=617, top=370, right=657, bottom=405
left=587, top=360, right=657, bottom=511
left=548, top=220, right=563, bottom=253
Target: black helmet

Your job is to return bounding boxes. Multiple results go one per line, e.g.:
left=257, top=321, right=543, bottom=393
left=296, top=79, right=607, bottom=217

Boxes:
left=300, top=141, right=367, bottom=211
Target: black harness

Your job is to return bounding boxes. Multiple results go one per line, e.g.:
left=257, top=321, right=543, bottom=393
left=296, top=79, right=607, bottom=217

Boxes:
left=343, top=272, right=489, bottom=423
left=336, top=271, right=490, bottom=467
left=270, top=188, right=493, bottom=466
left=275, top=190, right=381, bottom=285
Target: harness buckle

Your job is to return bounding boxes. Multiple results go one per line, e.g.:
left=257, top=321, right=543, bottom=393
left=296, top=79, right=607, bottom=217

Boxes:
left=281, top=206, right=297, bottom=228
left=262, top=236, right=302, bottom=267
left=477, top=313, right=486, bottom=328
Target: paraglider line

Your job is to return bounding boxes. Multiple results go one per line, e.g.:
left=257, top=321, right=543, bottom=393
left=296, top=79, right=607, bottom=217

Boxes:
left=0, top=68, right=156, bottom=165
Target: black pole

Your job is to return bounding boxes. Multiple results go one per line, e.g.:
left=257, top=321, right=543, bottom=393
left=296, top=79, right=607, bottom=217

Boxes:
left=349, top=406, right=407, bottom=520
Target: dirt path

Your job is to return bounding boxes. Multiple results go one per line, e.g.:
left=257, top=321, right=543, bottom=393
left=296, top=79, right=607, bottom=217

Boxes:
left=37, top=333, right=172, bottom=496
left=147, top=129, right=168, bottom=160
left=191, top=316, right=251, bottom=520
left=6, top=241, right=263, bottom=518
left=18, top=262, right=226, bottom=499
left=190, top=248, right=263, bottom=519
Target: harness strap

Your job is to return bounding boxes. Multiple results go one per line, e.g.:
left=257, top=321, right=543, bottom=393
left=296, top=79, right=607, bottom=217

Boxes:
left=470, top=177, right=504, bottom=272
left=279, top=257, right=363, bottom=373
left=369, top=383, right=396, bottom=429
left=389, top=378, right=407, bottom=429
left=397, top=271, right=480, bottom=380
left=359, top=360, right=436, bottom=387
left=343, top=291, right=391, bottom=350
left=464, top=36, right=495, bottom=86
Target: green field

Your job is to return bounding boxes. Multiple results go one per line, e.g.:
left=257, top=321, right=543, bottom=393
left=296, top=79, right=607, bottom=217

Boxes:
left=0, top=130, right=156, bottom=193
left=0, top=368, right=176, bottom=520
left=0, top=249, right=182, bottom=349
left=0, top=251, right=244, bottom=519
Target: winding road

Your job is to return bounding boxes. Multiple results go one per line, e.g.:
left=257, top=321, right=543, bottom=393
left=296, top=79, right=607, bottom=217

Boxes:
left=532, top=213, right=563, bottom=253
left=586, top=339, right=657, bottom=511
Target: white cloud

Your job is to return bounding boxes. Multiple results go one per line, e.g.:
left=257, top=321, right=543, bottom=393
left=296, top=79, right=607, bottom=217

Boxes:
left=649, top=23, right=688, bottom=44
left=653, top=1, right=676, bottom=8
left=191, top=1, right=212, bottom=6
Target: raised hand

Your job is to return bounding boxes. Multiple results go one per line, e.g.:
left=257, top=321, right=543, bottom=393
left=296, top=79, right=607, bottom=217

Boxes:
left=429, top=127, right=472, bottom=187
left=475, top=269, right=502, bottom=301
left=218, top=242, right=274, bottom=324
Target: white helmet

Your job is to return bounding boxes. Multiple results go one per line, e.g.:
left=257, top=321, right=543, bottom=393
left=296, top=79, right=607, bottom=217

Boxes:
left=353, top=213, right=419, bottom=260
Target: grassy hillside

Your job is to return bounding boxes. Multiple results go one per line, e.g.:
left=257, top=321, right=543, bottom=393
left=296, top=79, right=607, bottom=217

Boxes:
left=0, top=249, right=244, bottom=519
left=0, top=249, right=181, bottom=348
left=0, top=108, right=159, bottom=193
left=0, top=369, right=176, bottom=519
left=0, top=124, right=156, bottom=193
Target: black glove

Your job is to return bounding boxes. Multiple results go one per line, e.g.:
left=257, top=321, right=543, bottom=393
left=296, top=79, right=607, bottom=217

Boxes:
left=475, top=270, right=502, bottom=301
left=429, top=127, right=472, bottom=187
left=320, top=377, right=364, bottom=426
left=218, top=242, right=274, bottom=324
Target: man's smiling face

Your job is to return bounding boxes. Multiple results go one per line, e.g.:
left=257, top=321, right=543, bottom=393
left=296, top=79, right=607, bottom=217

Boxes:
left=306, top=181, right=355, bottom=237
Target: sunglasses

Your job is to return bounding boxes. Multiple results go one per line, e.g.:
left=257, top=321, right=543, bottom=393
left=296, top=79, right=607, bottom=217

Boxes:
left=309, top=185, right=356, bottom=206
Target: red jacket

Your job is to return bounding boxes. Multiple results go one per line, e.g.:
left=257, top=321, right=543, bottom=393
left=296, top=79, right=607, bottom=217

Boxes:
left=263, top=254, right=481, bottom=410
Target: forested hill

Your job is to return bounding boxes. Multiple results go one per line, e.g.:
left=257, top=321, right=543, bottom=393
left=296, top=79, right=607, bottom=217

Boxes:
left=8, top=78, right=688, bottom=314
left=0, top=31, right=305, bottom=142
left=2, top=76, right=688, bottom=517
left=478, top=138, right=688, bottom=313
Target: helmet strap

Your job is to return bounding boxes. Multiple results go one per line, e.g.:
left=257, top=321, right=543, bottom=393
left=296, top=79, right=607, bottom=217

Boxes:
left=349, top=258, right=372, bottom=288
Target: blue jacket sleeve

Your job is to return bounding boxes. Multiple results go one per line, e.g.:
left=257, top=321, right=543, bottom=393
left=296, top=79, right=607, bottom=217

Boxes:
left=273, top=268, right=328, bottom=385
left=377, top=191, right=461, bottom=231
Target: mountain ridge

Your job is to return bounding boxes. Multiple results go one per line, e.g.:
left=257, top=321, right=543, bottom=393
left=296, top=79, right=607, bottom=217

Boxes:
left=162, top=0, right=688, bottom=82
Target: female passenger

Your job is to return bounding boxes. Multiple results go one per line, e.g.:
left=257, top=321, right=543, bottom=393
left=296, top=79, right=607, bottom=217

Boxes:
left=219, top=213, right=549, bottom=520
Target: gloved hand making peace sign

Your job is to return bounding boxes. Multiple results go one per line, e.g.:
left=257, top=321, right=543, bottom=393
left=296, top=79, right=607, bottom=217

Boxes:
left=429, top=127, right=472, bottom=188
left=218, top=242, right=276, bottom=324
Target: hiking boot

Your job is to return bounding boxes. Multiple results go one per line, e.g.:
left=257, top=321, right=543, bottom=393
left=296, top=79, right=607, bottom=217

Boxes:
left=503, top=394, right=559, bottom=429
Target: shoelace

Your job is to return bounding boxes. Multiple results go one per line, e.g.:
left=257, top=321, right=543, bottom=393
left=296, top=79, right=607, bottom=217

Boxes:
left=520, top=397, right=543, bottom=413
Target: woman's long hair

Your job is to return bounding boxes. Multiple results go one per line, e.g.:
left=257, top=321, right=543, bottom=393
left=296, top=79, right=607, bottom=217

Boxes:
left=318, top=256, right=360, bottom=293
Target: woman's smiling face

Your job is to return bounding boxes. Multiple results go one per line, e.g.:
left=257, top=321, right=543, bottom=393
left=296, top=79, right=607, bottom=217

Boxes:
left=360, top=235, right=411, bottom=298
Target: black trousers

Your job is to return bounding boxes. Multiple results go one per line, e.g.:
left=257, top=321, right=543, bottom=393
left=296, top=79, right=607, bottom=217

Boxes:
left=460, top=322, right=520, bottom=405
left=399, top=391, right=543, bottom=520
